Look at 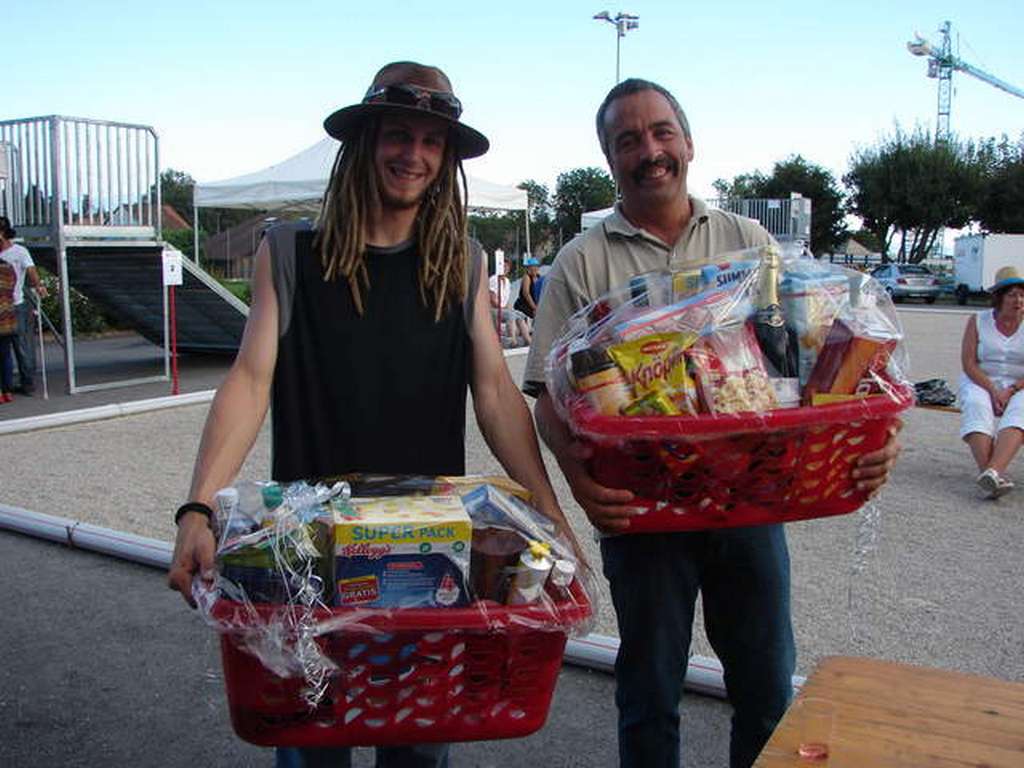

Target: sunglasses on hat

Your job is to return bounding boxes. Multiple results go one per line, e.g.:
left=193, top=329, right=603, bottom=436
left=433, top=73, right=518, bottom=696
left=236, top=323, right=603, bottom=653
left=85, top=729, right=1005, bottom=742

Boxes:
left=363, top=84, right=463, bottom=120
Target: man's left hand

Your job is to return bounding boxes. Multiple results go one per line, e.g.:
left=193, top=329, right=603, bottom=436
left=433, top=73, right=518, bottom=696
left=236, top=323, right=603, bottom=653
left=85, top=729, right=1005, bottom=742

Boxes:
left=852, top=420, right=903, bottom=495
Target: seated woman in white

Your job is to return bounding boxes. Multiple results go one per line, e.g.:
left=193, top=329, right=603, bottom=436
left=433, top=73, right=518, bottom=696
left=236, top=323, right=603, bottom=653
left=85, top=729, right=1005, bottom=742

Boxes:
left=959, top=266, right=1024, bottom=498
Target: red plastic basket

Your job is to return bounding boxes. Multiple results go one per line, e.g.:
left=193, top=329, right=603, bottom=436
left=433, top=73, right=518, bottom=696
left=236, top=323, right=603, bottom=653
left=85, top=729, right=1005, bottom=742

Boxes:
left=214, top=583, right=591, bottom=747
left=571, top=385, right=913, bottom=532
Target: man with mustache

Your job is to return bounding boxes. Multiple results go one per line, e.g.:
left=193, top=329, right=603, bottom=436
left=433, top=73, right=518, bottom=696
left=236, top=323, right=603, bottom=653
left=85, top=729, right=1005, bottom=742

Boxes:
left=523, top=79, right=901, bottom=767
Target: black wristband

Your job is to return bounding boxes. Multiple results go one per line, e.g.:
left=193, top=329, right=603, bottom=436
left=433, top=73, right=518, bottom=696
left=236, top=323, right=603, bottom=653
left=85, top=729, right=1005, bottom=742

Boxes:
left=175, top=501, right=214, bottom=527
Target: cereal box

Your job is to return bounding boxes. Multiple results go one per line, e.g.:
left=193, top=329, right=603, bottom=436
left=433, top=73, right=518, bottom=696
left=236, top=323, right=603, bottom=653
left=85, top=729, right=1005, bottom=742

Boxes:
left=332, top=495, right=472, bottom=609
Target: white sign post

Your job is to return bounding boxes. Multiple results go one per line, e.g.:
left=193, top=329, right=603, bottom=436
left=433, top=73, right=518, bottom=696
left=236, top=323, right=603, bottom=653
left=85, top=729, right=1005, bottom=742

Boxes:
left=162, top=249, right=183, bottom=394
left=162, top=250, right=183, bottom=286
left=493, top=249, right=506, bottom=340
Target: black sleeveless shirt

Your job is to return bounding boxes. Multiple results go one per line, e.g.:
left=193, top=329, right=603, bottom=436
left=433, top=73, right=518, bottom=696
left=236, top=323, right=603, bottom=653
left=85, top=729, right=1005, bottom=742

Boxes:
left=270, top=227, right=472, bottom=481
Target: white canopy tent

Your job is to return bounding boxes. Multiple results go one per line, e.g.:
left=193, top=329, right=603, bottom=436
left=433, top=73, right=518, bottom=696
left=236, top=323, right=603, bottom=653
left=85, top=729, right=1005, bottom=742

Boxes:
left=193, top=137, right=530, bottom=258
left=581, top=206, right=615, bottom=231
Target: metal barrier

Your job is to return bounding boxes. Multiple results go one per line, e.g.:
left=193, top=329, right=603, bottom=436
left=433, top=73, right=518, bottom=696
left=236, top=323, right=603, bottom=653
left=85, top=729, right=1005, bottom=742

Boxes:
left=0, top=115, right=166, bottom=396
left=0, top=140, right=21, bottom=220
left=0, top=115, right=160, bottom=242
left=707, top=195, right=812, bottom=243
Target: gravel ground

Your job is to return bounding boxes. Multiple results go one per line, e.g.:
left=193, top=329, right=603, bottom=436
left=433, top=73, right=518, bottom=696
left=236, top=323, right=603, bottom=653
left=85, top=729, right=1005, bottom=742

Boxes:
left=3, top=308, right=1022, bottom=683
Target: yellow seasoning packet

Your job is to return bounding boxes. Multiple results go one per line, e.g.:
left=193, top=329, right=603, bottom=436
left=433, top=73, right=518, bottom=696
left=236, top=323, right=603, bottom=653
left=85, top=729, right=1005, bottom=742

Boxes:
left=622, top=390, right=678, bottom=416
left=608, top=332, right=700, bottom=416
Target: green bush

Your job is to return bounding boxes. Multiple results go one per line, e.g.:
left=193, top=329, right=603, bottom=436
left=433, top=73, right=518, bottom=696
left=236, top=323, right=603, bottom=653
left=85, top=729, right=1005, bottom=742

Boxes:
left=163, top=228, right=198, bottom=259
left=220, top=279, right=251, bottom=305
left=37, top=268, right=123, bottom=335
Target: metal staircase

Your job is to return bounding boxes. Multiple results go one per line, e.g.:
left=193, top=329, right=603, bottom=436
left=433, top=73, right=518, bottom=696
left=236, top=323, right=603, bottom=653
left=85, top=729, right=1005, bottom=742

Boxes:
left=0, top=115, right=248, bottom=393
left=32, top=246, right=247, bottom=353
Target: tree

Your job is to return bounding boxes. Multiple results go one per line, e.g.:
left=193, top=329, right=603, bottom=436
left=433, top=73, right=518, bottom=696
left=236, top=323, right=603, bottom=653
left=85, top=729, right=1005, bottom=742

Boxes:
left=153, top=168, right=254, bottom=246
left=553, top=167, right=615, bottom=238
left=715, top=156, right=847, bottom=255
left=468, top=210, right=521, bottom=259
left=845, top=127, right=986, bottom=263
left=977, top=134, right=1024, bottom=233
left=159, top=169, right=196, bottom=225
left=518, top=179, right=551, bottom=220
left=712, top=171, right=766, bottom=201
left=518, top=179, right=557, bottom=260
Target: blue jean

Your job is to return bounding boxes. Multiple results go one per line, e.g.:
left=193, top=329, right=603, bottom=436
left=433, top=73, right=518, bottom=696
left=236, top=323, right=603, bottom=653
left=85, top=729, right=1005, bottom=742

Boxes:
left=0, top=335, right=14, bottom=392
left=601, top=525, right=795, bottom=768
left=275, top=744, right=449, bottom=768
left=12, top=302, right=36, bottom=391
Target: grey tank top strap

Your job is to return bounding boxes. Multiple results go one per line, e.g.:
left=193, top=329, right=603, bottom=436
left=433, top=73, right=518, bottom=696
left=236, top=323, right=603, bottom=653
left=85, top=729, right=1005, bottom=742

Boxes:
left=264, top=220, right=313, bottom=338
left=465, top=239, right=483, bottom=331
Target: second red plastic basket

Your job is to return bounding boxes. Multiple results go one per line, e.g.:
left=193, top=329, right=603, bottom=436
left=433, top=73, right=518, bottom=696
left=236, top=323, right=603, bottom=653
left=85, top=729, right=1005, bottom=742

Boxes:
left=572, top=386, right=913, bottom=532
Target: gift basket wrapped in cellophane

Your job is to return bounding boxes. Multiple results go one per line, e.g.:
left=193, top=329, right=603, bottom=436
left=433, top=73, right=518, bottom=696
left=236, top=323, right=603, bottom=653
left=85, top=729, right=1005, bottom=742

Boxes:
left=544, top=244, right=914, bottom=533
left=196, top=475, right=595, bottom=747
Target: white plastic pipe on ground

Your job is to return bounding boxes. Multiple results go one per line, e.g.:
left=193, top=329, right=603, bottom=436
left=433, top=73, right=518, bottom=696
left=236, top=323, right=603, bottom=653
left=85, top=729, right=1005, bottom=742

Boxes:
left=0, top=503, right=808, bottom=698
left=0, top=389, right=216, bottom=436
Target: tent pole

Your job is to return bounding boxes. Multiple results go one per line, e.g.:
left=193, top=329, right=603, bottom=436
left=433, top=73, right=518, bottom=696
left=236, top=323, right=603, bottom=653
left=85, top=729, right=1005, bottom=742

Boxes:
left=524, top=203, right=532, bottom=257
left=192, top=203, right=199, bottom=267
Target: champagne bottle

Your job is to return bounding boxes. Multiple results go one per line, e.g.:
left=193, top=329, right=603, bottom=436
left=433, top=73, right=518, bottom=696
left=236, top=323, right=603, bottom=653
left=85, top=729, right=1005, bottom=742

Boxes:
left=752, top=246, right=798, bottom=378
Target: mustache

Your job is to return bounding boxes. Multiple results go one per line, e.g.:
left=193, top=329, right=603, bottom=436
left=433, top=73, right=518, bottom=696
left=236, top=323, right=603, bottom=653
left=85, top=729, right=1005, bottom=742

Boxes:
left=632, top=155, right=679, bottom=184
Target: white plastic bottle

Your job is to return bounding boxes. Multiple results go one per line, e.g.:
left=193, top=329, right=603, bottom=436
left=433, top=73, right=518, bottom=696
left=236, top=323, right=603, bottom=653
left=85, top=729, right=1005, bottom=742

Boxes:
left=506, top=541, right=554, bottom=605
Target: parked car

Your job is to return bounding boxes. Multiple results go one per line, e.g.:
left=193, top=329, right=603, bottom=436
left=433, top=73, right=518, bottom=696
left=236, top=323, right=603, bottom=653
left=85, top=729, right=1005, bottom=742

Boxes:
left=870, top=263, right=943, bottom=303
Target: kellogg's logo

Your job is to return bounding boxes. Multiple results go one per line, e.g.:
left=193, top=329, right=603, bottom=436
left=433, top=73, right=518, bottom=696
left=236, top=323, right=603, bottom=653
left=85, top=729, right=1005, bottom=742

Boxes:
left=340, top=542, right=392, bottom=560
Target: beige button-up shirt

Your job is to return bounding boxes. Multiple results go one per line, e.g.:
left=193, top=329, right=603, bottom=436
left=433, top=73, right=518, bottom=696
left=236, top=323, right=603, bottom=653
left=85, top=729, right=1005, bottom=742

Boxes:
left=523, top=197, right=773, bottom=394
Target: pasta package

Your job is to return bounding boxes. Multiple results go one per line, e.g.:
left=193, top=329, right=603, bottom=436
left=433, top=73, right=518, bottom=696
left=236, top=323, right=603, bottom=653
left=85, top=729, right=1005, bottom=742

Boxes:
left=607, top=332, right=700, bottom=416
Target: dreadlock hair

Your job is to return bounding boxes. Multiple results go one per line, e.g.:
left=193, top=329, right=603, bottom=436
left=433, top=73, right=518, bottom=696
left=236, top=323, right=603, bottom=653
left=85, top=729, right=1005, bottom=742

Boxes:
left=315, top=116, right=470, bottom=322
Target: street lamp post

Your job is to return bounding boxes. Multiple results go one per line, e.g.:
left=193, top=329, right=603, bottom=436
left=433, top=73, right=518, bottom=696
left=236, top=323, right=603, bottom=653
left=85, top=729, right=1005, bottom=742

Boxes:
left=593, top=11, right=640, bottom=83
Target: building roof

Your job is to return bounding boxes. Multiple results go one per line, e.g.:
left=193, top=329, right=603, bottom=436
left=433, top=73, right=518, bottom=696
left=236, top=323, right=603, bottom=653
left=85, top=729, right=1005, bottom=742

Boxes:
left=162, top=204, right=191, bottom=231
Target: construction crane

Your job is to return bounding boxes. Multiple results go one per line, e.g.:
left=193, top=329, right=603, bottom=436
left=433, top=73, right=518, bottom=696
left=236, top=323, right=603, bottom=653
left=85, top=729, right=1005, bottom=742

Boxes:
left=907, top=20, right=1024, bottom=142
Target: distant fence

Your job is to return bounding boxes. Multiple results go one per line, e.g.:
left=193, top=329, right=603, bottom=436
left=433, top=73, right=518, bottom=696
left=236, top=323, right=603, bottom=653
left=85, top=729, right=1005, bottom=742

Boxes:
left=707, top=195, right=812, bottom=243
left=0, top=116, right=160, bottom=234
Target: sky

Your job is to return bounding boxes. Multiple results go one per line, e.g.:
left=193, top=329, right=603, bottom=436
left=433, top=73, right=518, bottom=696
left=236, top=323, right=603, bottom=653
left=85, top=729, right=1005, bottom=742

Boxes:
left=5, top=0, right=1023, bottom=205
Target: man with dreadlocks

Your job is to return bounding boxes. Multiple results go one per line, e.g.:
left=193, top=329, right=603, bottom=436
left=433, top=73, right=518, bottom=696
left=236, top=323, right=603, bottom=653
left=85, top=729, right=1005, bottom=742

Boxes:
left=168, top=62, right=582, bottom=768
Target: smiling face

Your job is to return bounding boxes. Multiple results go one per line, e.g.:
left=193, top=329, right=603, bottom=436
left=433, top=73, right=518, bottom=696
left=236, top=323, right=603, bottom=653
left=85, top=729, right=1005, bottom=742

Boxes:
left=373, top=112, right=449, bottom=211
left=602, top=89, right=694, bottom=213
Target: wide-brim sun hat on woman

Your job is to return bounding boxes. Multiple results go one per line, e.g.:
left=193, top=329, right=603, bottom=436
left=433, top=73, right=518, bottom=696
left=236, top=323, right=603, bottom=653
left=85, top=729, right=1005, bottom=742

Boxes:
left=988, top=265, right=1024, bottom=293
left=323, top=61, right=489, bottom=160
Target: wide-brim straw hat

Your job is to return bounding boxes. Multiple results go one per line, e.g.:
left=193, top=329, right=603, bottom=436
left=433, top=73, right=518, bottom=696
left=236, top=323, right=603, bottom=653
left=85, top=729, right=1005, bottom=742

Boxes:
left=323, top=61, right=489, bottom=160
left=988, top=265, right=1024, bottom=293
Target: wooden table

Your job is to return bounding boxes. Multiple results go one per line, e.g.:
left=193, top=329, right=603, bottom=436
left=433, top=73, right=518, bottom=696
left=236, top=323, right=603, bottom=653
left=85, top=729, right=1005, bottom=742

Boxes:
left=754, top=656, right=1024, bottom=767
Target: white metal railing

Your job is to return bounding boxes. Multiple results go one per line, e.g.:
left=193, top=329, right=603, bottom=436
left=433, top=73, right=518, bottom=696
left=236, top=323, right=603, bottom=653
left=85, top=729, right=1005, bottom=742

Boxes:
left=707, top=195, right=812, bottom=243
left=0, top=116, right=160, bottom=236
left=0, top=140, right=21, bottom=220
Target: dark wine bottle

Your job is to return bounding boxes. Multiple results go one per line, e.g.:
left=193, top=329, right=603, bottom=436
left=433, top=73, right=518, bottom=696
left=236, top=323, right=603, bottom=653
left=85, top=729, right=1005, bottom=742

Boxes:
left=752, top=246, right=799, bottom=378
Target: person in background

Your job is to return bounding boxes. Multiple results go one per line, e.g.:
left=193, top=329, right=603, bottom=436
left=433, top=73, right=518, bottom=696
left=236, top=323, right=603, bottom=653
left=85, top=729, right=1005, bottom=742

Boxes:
left=514, top=257, right=544, bottom=320
left=523, top=77, right=901, bottom=768
left=959, top=265, right=1024, bottom=498
left=0, top=216, right=48, bottom=395
left=167, top=61, right=580, bottom=768
left=488, top=257, right=531, bottom=346
left=0, top=258, right=17, bottom=403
